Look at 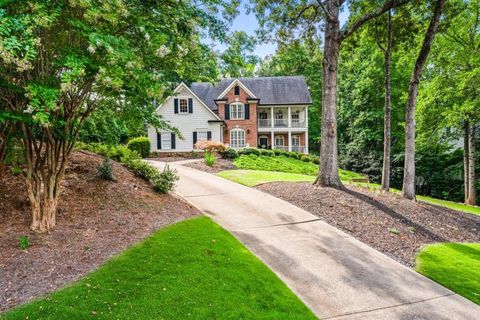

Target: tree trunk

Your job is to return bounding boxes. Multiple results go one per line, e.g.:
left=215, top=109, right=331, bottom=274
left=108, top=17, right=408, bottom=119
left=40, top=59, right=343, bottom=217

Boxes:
left=402, top=0, right=445, bottom=200
left=0, top=122, right=13, bottom=181
left=381, top=10, right=393, bottom=192
left=21, top=124, right=72, bottom=233
left=315, top=0, right=343, bottom=188
left=466, top=124, right=476, bottom=205
left=464, top=121, right=470, bottom=202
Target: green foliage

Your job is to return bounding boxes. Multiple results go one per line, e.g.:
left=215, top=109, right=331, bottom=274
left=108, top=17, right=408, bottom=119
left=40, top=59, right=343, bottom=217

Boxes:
left=204, top=151, right=216, bottom=167
left=18, top=235, right=29, bottom=250
left=219, top=147, right=238, bottom=159
left=2, top=217, right=316, bottom=319
left=127, top=137, right=150, bottom=158
left=233, top=155, right=365, bottom=181
left=416, top=243, right=480, bottom=305
left=10, top=166, right=21, bottom=175
left=238, top=148, right=261, bottom=156
left=97, top=158, right=115, bottom=181
left=77, top=142, right=177, bottom=193
left=220, top=31, right=260, bottom=77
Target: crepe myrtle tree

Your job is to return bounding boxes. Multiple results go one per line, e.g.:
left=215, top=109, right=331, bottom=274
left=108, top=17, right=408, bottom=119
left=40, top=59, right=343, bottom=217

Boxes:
left=0, top=0, right=234, bottom=232
left=251, top=0, right=410, bottom=188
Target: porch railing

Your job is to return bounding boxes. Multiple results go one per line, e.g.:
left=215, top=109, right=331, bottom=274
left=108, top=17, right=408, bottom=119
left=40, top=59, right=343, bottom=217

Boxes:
left=274, top=119, right=288, bottom=127
left=291, top=146, right=306, bottom=153
left=274, top=145, right=288, bottom=151
left=291, top=119, right=306, bottom=127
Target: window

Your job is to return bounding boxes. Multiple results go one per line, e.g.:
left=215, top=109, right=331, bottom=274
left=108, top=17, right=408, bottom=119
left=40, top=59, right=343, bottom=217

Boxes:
left=234, top=85, right=240, bottom=95
left=275, top=135, right=284, bottom=147
left=197, top=130, right=208, bottom=141
left=292, top=135, right=300, bottom=146
left=230, top=129, right=245, bottom=148
left=179, top=98, right=188, bottom=113
left=230, top=103, right=244, bottom=120
left=161, top=132, right=172, bottom=149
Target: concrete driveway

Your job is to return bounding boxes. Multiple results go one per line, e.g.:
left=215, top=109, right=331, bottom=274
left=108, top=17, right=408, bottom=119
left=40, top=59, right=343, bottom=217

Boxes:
left=148, top=160, right=480, bottom=319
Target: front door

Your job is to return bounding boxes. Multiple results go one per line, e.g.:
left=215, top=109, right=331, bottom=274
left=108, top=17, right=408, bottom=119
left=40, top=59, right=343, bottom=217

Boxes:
left=259, top=137, right=268, bottom=149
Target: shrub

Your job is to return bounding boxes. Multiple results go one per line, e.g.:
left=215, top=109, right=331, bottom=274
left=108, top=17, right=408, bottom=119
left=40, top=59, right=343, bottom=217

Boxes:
left=219, top=147, right=238, bottom=159
left=127, top=137, right=150, bottom=158
left=312, top=157, right=320, bottom=164
left=97, top=158, right=115, bottom=180
left=151, top=165, right=179, bottom=193
left=258, top=149, right=275, bottom=156
left=194, top=140, right=227, bottom=153
left=239, top=148, right=261, bottom=156
left=204, top=152, right=216, bottom=167
left=273, top=149, right=287, bottom=156
left=288, top=152, right=302, bottom=160
left=300, top=155, right=311, bottom=162
left=19, top=235, right=29, bottom=250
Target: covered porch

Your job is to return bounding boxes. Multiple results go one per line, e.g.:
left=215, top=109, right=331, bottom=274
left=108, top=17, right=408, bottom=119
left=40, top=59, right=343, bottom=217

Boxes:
left=257, top=132, right=307, bottom=154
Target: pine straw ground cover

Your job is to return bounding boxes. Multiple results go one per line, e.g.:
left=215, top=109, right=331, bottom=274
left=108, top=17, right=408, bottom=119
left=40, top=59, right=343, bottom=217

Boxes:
left=256, top=182, right=480, bottom=267
left=0, top=151, right=199, bottom=312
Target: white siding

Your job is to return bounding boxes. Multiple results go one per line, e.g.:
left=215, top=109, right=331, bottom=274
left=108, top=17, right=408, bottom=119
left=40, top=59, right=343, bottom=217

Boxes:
left=148, top=87, right=222, bottom=152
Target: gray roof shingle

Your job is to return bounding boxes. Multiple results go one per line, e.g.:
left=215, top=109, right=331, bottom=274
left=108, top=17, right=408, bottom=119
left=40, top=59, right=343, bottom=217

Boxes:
left=190, top=76, right=311, bottom=111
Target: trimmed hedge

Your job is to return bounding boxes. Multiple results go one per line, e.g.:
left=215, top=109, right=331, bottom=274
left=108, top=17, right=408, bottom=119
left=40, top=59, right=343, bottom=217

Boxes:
left=235, top=147, right=320, bottom=164
left=127, top=136, right=150, bottom=158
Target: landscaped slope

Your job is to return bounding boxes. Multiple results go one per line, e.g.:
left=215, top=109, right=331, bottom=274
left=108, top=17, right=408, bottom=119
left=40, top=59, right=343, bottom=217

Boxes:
left=416, top=243, right=480, bottom=305
left=233, top=154, right=364, bottom=180
left=2, top=217, right=317, bottom=320
left=218, top=169, right=315, bottom=187
left=0, top=151, right=199, bottom=312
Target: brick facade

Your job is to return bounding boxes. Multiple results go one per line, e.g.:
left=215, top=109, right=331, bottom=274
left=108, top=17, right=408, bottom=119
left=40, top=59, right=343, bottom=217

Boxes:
left=217, top=85, right=258, bottom=148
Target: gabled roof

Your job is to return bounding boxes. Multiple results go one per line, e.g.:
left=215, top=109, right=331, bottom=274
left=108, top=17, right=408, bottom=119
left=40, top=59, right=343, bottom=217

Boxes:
left=156, top=82, right=222, bottom=120
left=190, top=76, right=312, bottom=111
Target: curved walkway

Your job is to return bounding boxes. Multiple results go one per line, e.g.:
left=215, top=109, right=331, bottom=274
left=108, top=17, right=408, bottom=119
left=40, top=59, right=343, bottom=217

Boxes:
left=148, top=160, right=480, bottom=319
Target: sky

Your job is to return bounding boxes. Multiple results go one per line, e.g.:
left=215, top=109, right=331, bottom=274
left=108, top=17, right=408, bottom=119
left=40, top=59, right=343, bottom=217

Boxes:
left=208, top=4, right=351, bottom=59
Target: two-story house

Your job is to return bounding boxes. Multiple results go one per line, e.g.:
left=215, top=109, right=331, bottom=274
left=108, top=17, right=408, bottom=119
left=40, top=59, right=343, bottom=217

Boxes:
left=148, top=76, right=312, bottom=154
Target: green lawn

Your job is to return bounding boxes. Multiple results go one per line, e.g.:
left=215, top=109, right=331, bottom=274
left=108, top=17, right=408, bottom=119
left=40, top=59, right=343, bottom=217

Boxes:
left=233, top=155, right=365, bottom=181
left=218, top=169, right=315, bottom=187
left=416, top=243, right=480, bottom=305
left=2, top=217, right=316, bottom=320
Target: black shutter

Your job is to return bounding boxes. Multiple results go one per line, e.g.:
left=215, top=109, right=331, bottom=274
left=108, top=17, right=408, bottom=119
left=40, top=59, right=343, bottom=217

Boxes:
left=193, top=131, right=197, bottom=147
left=207, top=131, right=212, bottom=141
left=171, top=133, right=176, bottom=149
left=157, top=132, right=162, bottom=150
left=244, top=104, right=250, bottom=120
left=188, top=98, right=193, bottom=113
left=224, top=104, right=230, bottom=120
left=174, top=99, right=179, bottom=114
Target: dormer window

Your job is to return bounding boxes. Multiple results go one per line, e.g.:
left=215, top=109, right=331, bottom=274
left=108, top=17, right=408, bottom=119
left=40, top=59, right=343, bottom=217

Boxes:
left=234, top=85, right=240, bottom=95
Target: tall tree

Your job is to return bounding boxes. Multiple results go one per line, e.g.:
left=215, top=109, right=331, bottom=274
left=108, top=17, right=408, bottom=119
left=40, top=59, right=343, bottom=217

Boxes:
left=402, top=0, right=446, bottom=199
left=219, top=31, right=260, bottom=77
left=0, top=0, right=233, bottom=232
left=252, top=0, right=409, bottom=188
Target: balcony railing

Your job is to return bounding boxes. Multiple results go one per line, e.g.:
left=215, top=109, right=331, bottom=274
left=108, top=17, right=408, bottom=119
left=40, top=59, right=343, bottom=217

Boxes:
left=258, top=118, right=306, bottom=128
left=274, top=119, right=288, bottom=127
left=291, top=119, right=306, bottom=127
left=274, top=145, right=288, bottom=151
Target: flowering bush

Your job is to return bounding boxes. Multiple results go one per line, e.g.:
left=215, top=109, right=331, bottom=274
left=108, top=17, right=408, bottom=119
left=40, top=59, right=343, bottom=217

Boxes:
left=194, top=140, right=227, bottom=153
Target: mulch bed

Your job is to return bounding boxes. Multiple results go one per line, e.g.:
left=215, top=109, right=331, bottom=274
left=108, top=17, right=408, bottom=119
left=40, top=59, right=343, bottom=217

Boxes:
left=0, top=151, right=200, bottom=312
left=257, top=182, right=480, bottom=267
left=183, top=158, right=235, bottom=174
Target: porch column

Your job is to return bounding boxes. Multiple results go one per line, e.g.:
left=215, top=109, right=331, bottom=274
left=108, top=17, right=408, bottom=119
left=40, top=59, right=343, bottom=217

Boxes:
left=288, top=131, right=292, bottom=152
left=270, top=107, right=274, bottom=128
left=271, top=131, right=274, bottom=150
left=288, top=106, right=291, bottom=128
left=305, top=131, right=309, bottom=154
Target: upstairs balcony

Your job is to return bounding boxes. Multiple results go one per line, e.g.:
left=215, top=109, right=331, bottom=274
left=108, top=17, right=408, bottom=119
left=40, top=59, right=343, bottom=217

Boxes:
left=257, top=106, right=307, bottom=129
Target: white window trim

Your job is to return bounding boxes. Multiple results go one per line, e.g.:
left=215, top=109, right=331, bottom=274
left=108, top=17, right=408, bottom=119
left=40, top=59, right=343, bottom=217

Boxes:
left=230, top=128, right=246, bottom=149
left=161, top=132, right=172, bottom=150
left=292, top=135, right=300, bottom=146
left=197, top=129, right=208, bottom=141
left=178, top=98, right=189, bottom=114
left=275, top=135, right=284, bottom=146
left=230, top=102, right=245, bottom=120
